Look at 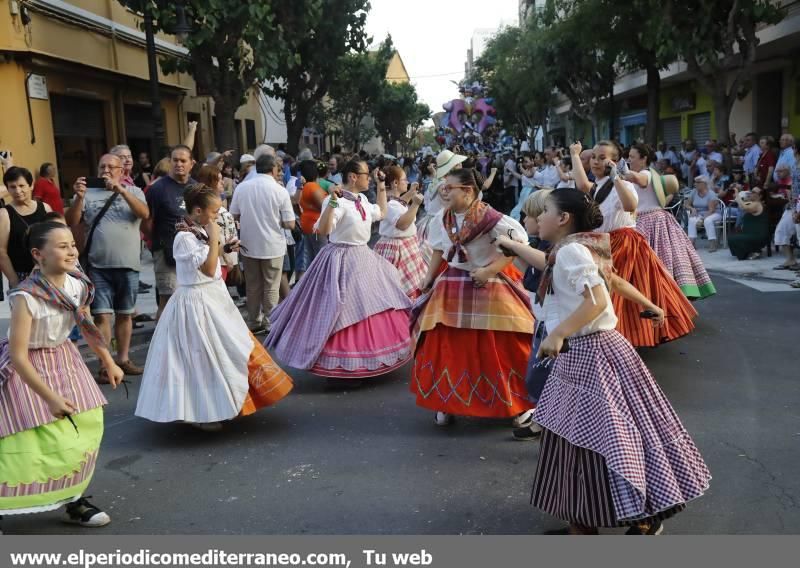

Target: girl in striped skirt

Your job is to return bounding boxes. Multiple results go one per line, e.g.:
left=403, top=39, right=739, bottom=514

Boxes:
left=0, top=222, right=124, bottom=528
left=625, top=144, right=716, bottom=300
left=411, top=168, right=534, bottom=426
left=266, top=160, right=412, bottom=379
left=501, top=188, right=710, bottom=535
left=374, top=166, right=428, bottom=299
left=136, top=185, right=293, bottom=431
left=569, top=142, right=698, bottom=348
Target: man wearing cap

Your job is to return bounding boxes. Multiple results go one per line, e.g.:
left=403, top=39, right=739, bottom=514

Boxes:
left=239, top=153, right=256, bottom=180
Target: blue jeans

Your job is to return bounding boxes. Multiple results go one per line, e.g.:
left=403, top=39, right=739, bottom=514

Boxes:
left=89, top=268, right=139, bottom=315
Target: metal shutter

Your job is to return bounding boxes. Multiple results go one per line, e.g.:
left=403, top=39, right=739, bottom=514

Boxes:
left=124, top=105, right=156, bottom=139
left=51, top=95, right=105, bottom=138
left=689, top=112, right=711, bottom=142
left=661, top=117, right=682, bottom=150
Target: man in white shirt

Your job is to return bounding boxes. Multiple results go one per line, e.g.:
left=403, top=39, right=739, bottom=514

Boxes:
left=656, top=143, right=679, bottom=167
left=229, top=154, right=295, bottom=333
left=774, top=133, right=797, bottom=182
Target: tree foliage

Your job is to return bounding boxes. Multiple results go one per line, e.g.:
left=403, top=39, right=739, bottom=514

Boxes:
left=324, top=38, right=395, bottom=151
left=260, top=0, right=372, bottom=154
left=373, top=82, right=431, bottom=155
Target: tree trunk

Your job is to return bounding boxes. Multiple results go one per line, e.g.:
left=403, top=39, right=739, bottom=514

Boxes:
left=608, top=86, right=615, bottom=142
left=712, top=85, right=732, bottom=146
left=284, top=102, right=306, bottom=156
left=214, top=97, right=239, bottom=155
left=645, top=63, right=661, bottom=147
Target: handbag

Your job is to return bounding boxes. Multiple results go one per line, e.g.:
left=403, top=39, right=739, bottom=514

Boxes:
left=79, top=193, right=120, bottom=270
left=225, top=264, right=244, bottom=287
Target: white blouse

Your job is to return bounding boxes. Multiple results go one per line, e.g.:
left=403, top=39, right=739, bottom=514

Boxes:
left=424, top=179, right=446, bottom=217
left=173, top=231, right=222, bottom=286
left=379, top=199, right=417, bottom=239
left=593, top=176, right=638, bottom=232
left=428, top=210, right=528, bottom=272
left=9, top=275, right=84, bottom=348
left=542, top=243, right=618, bottom=337
left=316, top=193, right=383, bottom=246
left=633, top=170, right=662, bottom=213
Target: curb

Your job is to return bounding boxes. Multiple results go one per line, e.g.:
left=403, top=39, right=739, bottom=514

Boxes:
left=708, top=268, right=798, bottom=284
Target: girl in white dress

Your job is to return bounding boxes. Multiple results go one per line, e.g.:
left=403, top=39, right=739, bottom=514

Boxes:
left=136, top=185, right=293, bottom=431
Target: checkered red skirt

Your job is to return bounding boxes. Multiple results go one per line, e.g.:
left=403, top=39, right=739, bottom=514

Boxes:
left=610, top=228, right=697, bottom=347
left=532, top=330, right=711, bottom=525
left=374, top=236, right=428, bottom=299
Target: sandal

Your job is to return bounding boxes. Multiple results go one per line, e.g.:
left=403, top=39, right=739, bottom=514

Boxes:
left=790, top=281, right=800, bottom=288
left=773, top=264, right=798, bottom=270
left=133, top=314, right=155, bottom=323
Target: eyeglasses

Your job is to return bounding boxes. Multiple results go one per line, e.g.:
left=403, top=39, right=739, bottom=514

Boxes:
left=99, top=165, right=123, bottom=171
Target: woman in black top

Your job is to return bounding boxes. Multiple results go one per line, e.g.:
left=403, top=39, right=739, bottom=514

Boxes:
left=0, top=166, right=52, bottom=288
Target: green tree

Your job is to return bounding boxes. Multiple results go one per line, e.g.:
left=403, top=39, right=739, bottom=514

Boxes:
left=373, top=82, right=431, bottom=155
left=475, top=23, right=554, bottom=145
left=665, top=0, right=785, bottom=143
left=122, top=0, right=288, bottom=154
left=325, top=38, right=395, bottom=152
left=554, top=0, right=678, bottom=146
left=261, top=0, right=372, bottom=154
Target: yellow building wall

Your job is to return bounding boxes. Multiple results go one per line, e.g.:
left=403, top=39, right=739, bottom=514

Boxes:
left=386, top=53, right=409, bottom=84
left=0, top=63, right=59, bottom=180
left=659, top=83, right=716, bottom=140
left=0, top=1, right=265, bottom=180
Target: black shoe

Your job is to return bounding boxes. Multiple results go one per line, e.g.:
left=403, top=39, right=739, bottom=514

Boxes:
left=625, top=520, right=663, bottom=535
left=512, top=425, right=543, bottom=441
left=139, top=281, right=153, bottom=289
left=63, top=497, right=111, bottom=527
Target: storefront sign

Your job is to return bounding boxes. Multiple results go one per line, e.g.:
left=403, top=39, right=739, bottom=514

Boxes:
left=670, top=93, right=695, bottom=113
left=27, top=74, right=49, bottom=100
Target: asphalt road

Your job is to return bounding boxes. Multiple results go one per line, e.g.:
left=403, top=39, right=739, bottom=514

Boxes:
left=3, top=275, right=799, bottom=535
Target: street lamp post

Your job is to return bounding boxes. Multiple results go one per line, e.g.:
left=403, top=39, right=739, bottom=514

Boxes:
left=128, top=0, right=191, bottom=160
left=143, top=6, right=164, bottom=161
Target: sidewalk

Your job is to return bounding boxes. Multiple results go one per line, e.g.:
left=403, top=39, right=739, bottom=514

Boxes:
left=695, top=240, right=798, bottom=283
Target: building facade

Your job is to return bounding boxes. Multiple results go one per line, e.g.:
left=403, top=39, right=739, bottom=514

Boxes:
left=0, top=0, right=266, bottom=198
left=549, top=1, right=800, bottom=149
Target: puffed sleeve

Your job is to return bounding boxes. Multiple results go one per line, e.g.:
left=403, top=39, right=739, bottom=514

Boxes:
left=619, top=179, right=639, bottom=207
left=428, top=212, right=451, bottom=253
left=555, top=243, right=605, bottom=304
left=384, top=200, right=406, bottom=228
left=314, top=196, right=344, bottom=232
left=9, top=292, right=39, bottom=319
left=490, top=214, right=528, bottom=244
left=172, top=231, right=208, bottom=269
left=365, top=196, right=383, bottom=222
left=639, top=169, right=652, bottom=187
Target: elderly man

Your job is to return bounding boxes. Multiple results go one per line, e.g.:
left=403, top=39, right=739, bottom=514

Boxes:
left=229, top=154, right=295, bottom=334
left=67, top=154, right=149, bottom=378
left=774, top=133, right=797, bottom=182
left=241, top=144, right=276, bottom=182
left=110, top=144, right=135, bottom=187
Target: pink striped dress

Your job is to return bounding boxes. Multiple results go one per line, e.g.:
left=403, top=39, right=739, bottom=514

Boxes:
left=0, top=275, right=107, bottom=515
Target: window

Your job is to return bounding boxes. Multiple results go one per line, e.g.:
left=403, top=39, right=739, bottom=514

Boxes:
left=245, top=119, right=257, bottom=151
